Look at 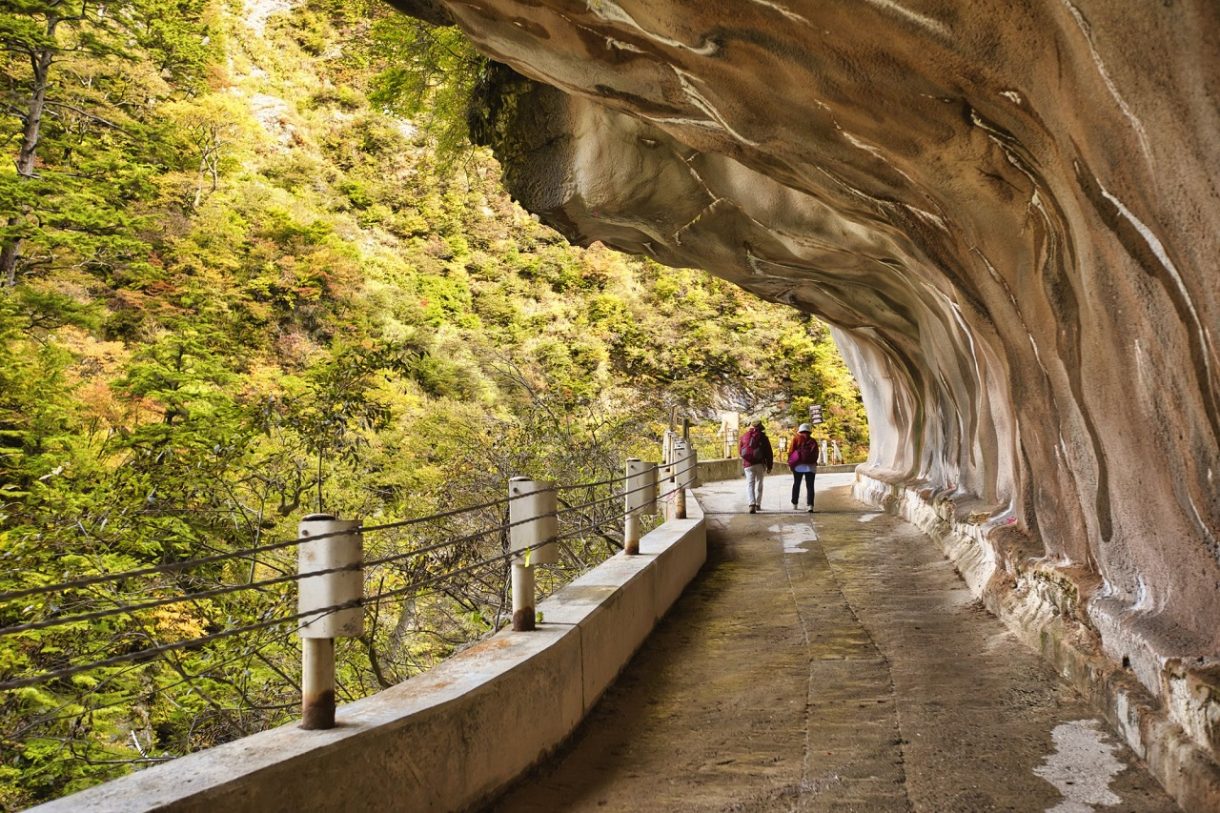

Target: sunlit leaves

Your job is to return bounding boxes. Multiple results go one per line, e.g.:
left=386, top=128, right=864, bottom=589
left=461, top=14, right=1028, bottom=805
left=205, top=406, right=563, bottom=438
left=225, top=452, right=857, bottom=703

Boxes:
left=0, top=0, right=868, bottom=805
left=366, top=16, right=486, bottom=159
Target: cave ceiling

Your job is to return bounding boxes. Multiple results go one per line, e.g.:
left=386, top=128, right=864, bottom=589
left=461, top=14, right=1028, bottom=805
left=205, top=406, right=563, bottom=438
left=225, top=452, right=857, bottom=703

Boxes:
left=386, top=1, right=1220, bottom=669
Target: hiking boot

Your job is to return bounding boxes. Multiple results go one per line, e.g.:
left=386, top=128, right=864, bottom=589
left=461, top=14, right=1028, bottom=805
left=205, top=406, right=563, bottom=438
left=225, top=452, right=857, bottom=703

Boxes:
left=807, top=505, right=815, bottom=513
left=791, top=502, right=798, bottom=511
left=749, top=504, right=757, bottom=514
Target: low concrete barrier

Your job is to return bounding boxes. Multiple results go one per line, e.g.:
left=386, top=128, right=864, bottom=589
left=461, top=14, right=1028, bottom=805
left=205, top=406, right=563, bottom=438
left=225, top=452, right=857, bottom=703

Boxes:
left=33, top=496, right=709, bottom=813
left=697, top=457, right=742, bottom=482
left=775, top=462, right=858, bottom=475
left=698, top=458, right=858, bottom=483
left=854, top=470, right=1220, bottom=813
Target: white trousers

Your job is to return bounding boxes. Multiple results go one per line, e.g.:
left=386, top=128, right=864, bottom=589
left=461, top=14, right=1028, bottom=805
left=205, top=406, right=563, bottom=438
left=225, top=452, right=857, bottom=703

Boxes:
left=744, top=464, right=767, bottom=506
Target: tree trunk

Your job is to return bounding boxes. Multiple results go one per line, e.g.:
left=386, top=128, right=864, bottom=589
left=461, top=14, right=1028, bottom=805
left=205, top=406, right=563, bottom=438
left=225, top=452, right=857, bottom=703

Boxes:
left=0, top=229, right=20, bottom=288
left=1, top=20, right=58, bottom=287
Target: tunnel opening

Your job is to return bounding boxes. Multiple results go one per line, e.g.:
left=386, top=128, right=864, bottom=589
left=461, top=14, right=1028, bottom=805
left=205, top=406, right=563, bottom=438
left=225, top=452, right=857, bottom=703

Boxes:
left=413, top=1, right=1220, bottom=802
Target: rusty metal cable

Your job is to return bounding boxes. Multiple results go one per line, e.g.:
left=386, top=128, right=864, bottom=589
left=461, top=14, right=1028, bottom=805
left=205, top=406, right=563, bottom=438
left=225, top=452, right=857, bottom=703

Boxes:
left=0, top=463, right=700, bottom=646
left=0, top=514, right=546, bottom=636
left=0, top=601, right=359, bottom=691
left=0, top=495, right=514, bottom=606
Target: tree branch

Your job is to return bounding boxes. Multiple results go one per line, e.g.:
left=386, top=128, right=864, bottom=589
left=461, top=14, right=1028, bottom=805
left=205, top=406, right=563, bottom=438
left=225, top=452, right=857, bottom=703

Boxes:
left=43, top=99, right=124, bottom=130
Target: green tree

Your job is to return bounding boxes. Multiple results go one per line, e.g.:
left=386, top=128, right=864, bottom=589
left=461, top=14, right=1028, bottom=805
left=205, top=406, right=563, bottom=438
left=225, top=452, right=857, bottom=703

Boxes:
left=366, top=13, right=486, bottom=158
left=0, top=1, right=869, bottom=803
left=0, top=0, right=212, bottom=286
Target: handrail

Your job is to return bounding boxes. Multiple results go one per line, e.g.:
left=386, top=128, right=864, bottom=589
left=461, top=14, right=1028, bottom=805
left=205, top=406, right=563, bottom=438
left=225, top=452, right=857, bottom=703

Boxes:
left=0, top=453, right=701, bottom=708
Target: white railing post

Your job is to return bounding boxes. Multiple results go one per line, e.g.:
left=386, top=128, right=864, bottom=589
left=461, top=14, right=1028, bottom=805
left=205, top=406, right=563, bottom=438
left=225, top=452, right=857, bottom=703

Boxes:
left=508, top=477, right=557, bottom=631
left=669, top=441, right=683, bottom=520
left=672, top=440, right=694, bottom=519
left=297, top=514, right=363, bottom=730
left=658, top=440, right=671, bottom=521
left=624, top=458, right=657, bottom=555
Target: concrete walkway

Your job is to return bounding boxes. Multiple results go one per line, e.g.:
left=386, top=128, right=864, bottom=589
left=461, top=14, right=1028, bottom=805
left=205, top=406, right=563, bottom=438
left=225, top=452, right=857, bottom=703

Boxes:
left=490, top=474, right=1180, bottom=812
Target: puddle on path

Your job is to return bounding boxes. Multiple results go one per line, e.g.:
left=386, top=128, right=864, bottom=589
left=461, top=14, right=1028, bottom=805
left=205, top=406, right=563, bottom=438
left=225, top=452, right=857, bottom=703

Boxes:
left=1034, top=719, right=1125, bottom=812
left=769, top=523, right=818, bottom=554
left=857, top=512, right=883, bottom=522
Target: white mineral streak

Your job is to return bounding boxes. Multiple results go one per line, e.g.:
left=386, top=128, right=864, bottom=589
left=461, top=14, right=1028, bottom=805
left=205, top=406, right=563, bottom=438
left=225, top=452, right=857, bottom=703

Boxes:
left=904, top=204, right=949, bottom=232
left=584, top=1, right=718, bottom=55
left=861, top=0, right=949, bottom=37
left=604, top=37, right=645, bottom=53
left=1058, top=0, right=1152, bottom=162
left=745, top=250, right=798, bottom=280
left=1187, top=494, right=1216, bottom=548
left=841, top=129, right=887, bottom=162
left=949, top=300, right=979, bottom=377
left=672, top=69, right=762, bottom=147
left=1027, top=334, right=1049, bottom=378
left=640, top=114, right=720, bottom=130
left=746, top=0, right=811, bottom=26
left=1098, top=183, right=1214, bottom=383
left=672, top=198, right=726, bottom=245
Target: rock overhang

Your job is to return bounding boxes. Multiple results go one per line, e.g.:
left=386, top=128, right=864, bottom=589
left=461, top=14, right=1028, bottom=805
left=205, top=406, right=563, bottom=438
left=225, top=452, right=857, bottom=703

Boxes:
left=392, top=0, right=1220, bottom=707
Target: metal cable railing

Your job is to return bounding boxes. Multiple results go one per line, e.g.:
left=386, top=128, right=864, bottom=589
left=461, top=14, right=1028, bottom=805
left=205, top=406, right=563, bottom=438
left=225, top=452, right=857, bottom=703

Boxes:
left=0, top=494, right=516, bottom=606
left=0, top=460, right=697, bottom=630
left=0, top=601, right=356, bottom=692
left=0, top=451, right=703, bottom=728
left=0, top=533, right=572, bottom=693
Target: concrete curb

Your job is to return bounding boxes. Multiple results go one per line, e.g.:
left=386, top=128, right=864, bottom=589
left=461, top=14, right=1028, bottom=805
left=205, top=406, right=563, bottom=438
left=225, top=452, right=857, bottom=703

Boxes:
left=853, top=471, right=1220, bottom=813
left=32, top=496, right=709, bottom=813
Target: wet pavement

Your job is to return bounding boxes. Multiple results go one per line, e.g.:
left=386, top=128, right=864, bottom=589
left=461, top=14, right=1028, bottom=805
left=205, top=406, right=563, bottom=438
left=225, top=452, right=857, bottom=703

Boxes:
left=490, top=474, right=1180, bottom=812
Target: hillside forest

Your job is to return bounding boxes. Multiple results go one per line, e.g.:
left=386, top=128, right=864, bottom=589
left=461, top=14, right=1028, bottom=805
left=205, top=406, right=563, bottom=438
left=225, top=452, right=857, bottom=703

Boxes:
left=0, top=0, right=868, bottom=806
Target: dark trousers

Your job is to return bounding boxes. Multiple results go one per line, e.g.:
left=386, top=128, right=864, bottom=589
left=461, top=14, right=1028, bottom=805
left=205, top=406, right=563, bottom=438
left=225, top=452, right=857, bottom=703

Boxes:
left=791, top=470, right=815, bottom=506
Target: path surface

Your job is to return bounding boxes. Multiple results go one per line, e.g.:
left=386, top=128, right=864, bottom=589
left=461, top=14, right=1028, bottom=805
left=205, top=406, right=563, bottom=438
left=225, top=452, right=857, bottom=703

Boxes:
left=490, top=474, right=1179, bottom=812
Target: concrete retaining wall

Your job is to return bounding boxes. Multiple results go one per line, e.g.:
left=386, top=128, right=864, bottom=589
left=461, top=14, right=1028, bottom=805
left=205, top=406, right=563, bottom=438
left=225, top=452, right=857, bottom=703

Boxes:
left=34, top=496, right=708, bottom=813
left=853, top=471, right=1220, bottom=813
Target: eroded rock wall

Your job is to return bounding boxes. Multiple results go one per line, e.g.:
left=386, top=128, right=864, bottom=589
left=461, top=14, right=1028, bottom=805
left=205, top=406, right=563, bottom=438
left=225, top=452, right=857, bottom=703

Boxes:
left=396, top=0, right=1219, bottom=740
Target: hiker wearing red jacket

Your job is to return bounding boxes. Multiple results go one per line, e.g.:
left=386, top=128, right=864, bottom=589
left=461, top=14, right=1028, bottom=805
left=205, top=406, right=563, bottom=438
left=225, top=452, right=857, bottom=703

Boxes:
left=787, top=423, right=819, bottom=513
left=738, top=420, right=774, bottom=514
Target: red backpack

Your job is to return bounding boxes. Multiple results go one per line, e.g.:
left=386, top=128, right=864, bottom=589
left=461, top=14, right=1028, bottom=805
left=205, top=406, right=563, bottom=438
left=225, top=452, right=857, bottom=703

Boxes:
left=739, top=428, right=764, bottom=464
left=788, top=437, right=818, bottom=467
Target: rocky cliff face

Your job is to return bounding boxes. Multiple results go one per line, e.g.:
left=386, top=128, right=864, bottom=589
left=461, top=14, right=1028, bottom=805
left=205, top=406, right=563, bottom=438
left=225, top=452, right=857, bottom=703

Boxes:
left=395, top=0, right=1218, bottom=743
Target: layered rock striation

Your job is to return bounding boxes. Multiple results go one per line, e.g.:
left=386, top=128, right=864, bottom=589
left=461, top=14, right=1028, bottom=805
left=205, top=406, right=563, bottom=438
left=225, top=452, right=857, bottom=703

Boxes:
left=392, top=0, right=1219, bottom=795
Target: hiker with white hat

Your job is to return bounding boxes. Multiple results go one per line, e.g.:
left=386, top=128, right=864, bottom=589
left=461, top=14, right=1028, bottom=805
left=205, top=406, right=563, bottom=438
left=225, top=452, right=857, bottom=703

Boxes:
left=787, top=423, right=819, bottom=513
